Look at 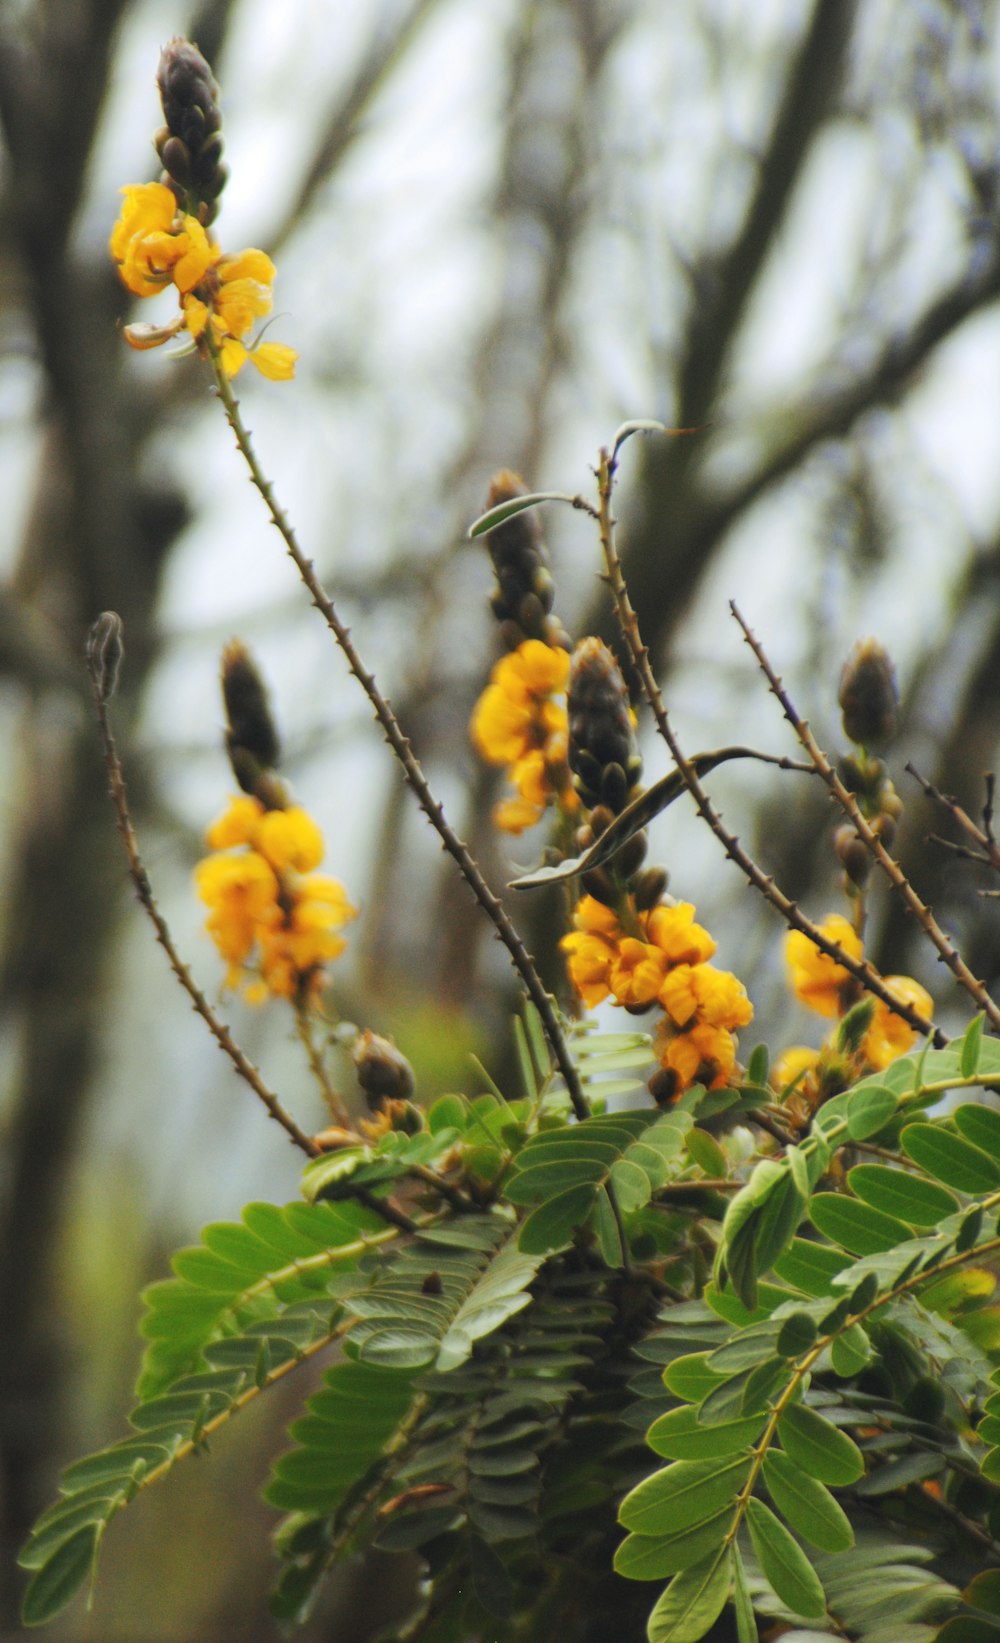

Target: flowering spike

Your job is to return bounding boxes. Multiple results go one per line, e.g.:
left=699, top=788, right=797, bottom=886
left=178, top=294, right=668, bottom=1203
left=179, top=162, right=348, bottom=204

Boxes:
left=480, top=471, right=569, bottom=650
left=155, top=38, right=227, bottom=223
left=838, top=637, right=898, bottom=750
left=567, top=638, right=641, bottom=813
left=221, top=640, right=286, bottom=808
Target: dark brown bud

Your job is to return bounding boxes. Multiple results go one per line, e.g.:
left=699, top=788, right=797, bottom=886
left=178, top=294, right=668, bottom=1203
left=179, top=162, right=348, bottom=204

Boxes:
left=581, top=867, right=617, bottom=906
left=352, top=1030, right=416, bottom=1107
left=221, top=640, right=282, bottom=802
left=649, top=1066, right=681, bottom=1107
left=632, top=866, right=669, bottom=911
left=871, top=810, right=897, bottom=851
left=616, top=831, right=648, bottom=879
left=568, top=638, right=639, bottom=811
left=833, top=824, right=871, bottom=888
left=156, top=38, right=226, bottom=222
left=480, top=470, right=563, bottom=645
left=839, top=638, right=898, bottom=749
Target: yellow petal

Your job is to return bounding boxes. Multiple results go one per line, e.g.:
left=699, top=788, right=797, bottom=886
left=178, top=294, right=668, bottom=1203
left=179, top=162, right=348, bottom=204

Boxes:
left=250, top=342, right=298, bottom=381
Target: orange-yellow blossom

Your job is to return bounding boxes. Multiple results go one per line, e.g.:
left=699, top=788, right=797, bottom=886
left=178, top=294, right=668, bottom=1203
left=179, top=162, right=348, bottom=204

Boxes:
left=657, top=1021, right=737, bottom=1091
left=196, top=795, right=354, bottom=999
left=785, top=915, right=862, bottom=1017
left=862, top=975, right=933, bottom=1069
left=471, top=639, right=576, bottom=833
left=109, top=182, right=296, bottom=380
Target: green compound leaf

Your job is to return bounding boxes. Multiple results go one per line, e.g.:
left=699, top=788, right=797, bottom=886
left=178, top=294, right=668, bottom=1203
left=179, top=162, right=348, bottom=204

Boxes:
left=829, top=1322, right=872, bottom=1377
left=776, top=1404, right=864, bottom=1485
left=746, top=1496, right=826, bottom=1618
left=846, top=1164, right=959, bottom=1227
left=772, top=1238, right=848, bottom=1297
left=265, top=1360, right=418, bottom=1513
left=20, top=1524, right=99, bottom=1628
left=137, top=1198, right=391, bottom=1397
left=762, top=1449, right=854, bottom=1552
left=900, top=1124, right=1000, bottom=1193
left=619, top=1454, right=753, bottom=1536
left=808, top=1192, right=911, bottom=1255
left=647, top=1546, right=733, bottom=1643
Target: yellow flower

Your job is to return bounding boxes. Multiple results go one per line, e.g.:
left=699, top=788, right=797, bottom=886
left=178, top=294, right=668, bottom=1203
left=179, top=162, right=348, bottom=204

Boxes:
left=771, top=1046, right=821, bottom=1093
left=471, top=639, right=575, bottom=832
left=862, top=975, right=933, bottom=1069
left=642, top=903, right=717, bottom=966
left=608, top=938, right=668, bottom=1007
left=658, top=1022, right=736, bottom=1092
left=785, top=915, right=862, bottom=1017
left=195, top=801, right=354, bottom=999
left=659, top=963, right=753, bottom=1031
left=560, top=897, right=622, bottom=1007
left=110, top=183, right=297, bottom=380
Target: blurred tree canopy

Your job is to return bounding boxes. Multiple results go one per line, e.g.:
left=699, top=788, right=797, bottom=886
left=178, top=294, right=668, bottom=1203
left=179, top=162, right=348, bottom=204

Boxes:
left=2, top=0, right=1000, bottom=1635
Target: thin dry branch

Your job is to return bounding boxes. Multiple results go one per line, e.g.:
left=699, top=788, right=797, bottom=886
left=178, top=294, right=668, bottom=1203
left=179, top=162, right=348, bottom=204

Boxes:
left=208, top=355, right=589, bottom=1122
left=908, top=763, right=1000, bottom=875
left=732, top=604, right=1000, bottom=1035
left=85, top=619, right=320, bottom=1157
left=594, top=444, right=946, bottom=1048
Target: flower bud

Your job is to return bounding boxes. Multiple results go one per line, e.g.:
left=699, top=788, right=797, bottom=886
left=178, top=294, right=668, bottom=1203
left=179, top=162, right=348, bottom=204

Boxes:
left=352, top=1030, right=416, bottom=1107
left=86, top=611, right=125, bottom=703
left=221, top=640, right=284, bottom=805
left=839, top=638, right=898, bottom=749
left=631, top=866, right=669, bottom=911
left=567, top=638, right=639, bottom=811
left=481, top=471, right=567, bottom=646
left=834, top=824, right=871, bottom=889
left=156, top=38, right=226, bottom=222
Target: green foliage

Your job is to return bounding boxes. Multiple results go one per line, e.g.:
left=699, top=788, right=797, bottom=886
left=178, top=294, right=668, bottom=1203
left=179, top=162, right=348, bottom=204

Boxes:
left=21, top=1012, right=1000, bottom=1638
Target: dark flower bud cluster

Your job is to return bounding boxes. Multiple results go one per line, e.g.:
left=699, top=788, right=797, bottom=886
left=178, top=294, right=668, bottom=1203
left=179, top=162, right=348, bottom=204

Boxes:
left=482, top=471, right=569, bottom=650
left=567, top=639, right=642, bottom=812
left=154, top=38, right=228, bottom=223
left=838, top=637, right=898, bottom=750
left=567, top=638, right=648, bottom=904
left=221, top=640, right=286, bottom=810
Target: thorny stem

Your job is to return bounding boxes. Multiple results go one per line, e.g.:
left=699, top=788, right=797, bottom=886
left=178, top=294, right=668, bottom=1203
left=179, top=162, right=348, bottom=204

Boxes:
left=86, top=644, right=320, bottom=1158
left=209, top=354, right=589, bottom=1123
left=908, top=763, right=1000, bottom=874
left=732, top=604, right=1000, bottom=1037
left=294, top=998, right=350, bottom=1126
left=592, top=448, right=946, bottom=1049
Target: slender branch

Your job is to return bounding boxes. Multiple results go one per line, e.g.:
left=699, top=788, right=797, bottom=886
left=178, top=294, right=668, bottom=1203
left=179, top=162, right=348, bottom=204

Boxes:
left=85, top=622, right=320, bottom=1157
left=592, top=448, right=946, bottom=1047
left=908, top=763, right=1000, bottom=874
left=294, top=999, right=350, bottom=1127
left=207, top=354, right=588, bottom=1121
left=732, top=603, right=1000, bottom=1035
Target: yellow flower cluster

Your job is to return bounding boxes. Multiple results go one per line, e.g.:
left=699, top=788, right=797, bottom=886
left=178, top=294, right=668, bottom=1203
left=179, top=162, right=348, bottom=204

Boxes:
left=780, top=913, right=932, bottom=1079
left=109, top=182, right=296, bottom=379
left=195, top=795, right=355, bottom=1001
left=562, top=895, right=753, bottom=1094
left=470, top=639, right=577, bottom=833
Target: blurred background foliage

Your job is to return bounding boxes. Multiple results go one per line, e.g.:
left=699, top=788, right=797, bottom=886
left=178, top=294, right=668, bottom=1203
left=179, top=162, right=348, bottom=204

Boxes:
left=2, top=0, right=1000, bottom=1636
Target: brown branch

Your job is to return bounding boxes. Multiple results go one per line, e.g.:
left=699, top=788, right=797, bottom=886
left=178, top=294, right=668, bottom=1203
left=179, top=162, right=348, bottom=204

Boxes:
left=907, top=763, right=1000, bottom=875
left=732, top=603, right=999, bottom=1035
left=85, top=620, right=320, bottom=1158
left=207, top=354, right=589, bottom=1122
left=593, top=445, right=946, bottom=1047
